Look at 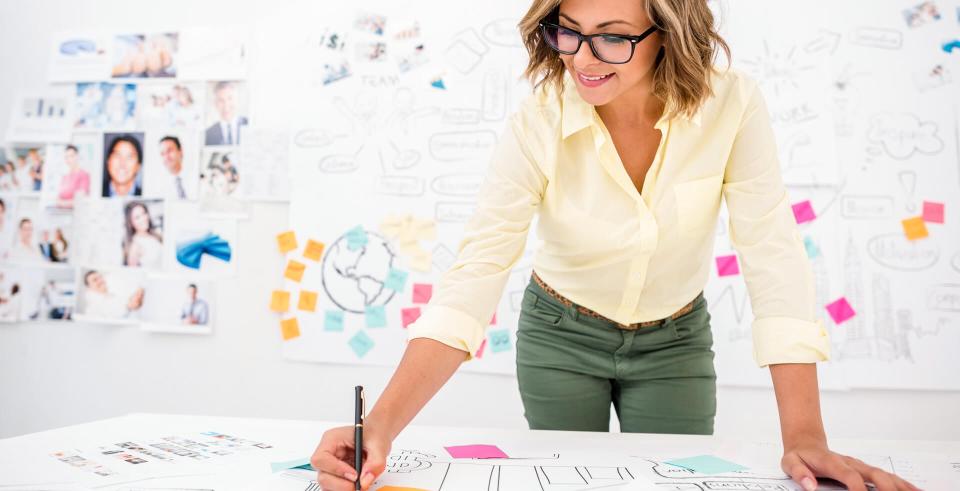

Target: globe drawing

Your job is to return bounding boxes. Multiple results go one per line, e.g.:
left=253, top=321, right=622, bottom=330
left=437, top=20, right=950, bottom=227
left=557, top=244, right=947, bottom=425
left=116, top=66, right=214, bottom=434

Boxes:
left=321, top=228, right=398, bottom=314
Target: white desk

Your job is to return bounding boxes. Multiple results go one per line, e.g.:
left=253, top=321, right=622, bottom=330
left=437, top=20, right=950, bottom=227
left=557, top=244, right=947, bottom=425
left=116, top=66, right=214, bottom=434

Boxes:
left=0, top=413, right=957, bottom=490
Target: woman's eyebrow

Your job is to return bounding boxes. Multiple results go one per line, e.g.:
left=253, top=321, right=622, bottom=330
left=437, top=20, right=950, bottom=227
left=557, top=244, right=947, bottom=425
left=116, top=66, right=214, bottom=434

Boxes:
left=558, top=12, right=638, bottom=29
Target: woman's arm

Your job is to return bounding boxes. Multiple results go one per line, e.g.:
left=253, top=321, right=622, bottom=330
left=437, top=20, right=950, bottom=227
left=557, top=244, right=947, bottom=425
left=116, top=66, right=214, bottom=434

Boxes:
left=771, top=363, right=919, bottom=491
left=310, top=338, right=466, bottom=490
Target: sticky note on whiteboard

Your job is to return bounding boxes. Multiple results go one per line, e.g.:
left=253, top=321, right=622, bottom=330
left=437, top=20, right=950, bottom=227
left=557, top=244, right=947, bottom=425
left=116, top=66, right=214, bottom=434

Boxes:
left=791, top=200, right=816, bottom=224
left=715, top=254, right=740, bottom=277
left=276, top=231, right=297, bottom=253
left=270, top=290, right=290, bottom=312
left=825, top=297, right=856, bottom=325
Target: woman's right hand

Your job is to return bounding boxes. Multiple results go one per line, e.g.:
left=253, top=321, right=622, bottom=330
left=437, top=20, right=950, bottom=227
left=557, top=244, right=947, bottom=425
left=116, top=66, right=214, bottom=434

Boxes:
left=311, top=424, right=392, bottom=491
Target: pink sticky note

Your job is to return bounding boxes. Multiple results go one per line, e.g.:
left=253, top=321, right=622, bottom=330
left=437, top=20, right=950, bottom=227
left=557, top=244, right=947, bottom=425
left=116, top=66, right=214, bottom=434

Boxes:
left=444, top=444, right=509, bottom=459
left=412, top=283, right=433, bottom=304
left=476, top=339, right=488, bottom=359
left=792, top=200, right=817, bottom=224
left=825, top=297, right=856, bottom=325
left=923, top=201, right=944, bottom=224
left=490, top=312, right=497, bottom=325
left=401, top=307, right=421, bottom=328
left=715, top=254, right=740, bottom=277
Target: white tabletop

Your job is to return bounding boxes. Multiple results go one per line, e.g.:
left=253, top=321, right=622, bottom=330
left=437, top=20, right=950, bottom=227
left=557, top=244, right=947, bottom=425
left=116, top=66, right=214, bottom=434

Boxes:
left=1, top=413, right=957, bottom=490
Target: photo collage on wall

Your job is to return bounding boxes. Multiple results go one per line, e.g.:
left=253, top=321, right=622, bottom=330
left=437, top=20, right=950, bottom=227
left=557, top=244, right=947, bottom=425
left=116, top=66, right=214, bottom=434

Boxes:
left=1, top=26, right=288, bottom=334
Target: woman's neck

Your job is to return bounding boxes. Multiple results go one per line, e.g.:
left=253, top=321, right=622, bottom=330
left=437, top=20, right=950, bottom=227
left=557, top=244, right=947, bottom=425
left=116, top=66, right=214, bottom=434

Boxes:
left=595, top=79, right=664, bottom=129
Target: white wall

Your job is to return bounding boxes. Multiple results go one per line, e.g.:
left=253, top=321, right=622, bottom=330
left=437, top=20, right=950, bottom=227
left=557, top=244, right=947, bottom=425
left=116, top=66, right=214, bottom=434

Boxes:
left=1, top=0, right=959, bottom=442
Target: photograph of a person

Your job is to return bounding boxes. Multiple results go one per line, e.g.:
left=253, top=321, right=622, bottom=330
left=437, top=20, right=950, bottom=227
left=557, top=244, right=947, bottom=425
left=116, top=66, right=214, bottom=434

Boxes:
left=36, top=213, right=73, bottom=264
left=111, top=32, right=178, bottom=78
left=143, top=132, right=198, bottom=200
left=19, top=267, right=76, bottom=322
left=121, top=200, right=164, bottom=269
left=7, top=197, right=73, bottom=265
left=76, top=268, right=145, bottom=324
left=40, top=139, right=99, bottom=210
left=198, top=148, right=246, bottom=216
left=102, top=132, right=145, bottom=197
left=0, top=195, right=17, bottom=261
left=137, top=83, right=203, bottom=128
left=204, top=81, right=248, bottom=146
left=140, top=275, right=213, bottom=334
left=2, top=147, right=44, bottom=194
left=75, top=82, right=137, bottom=129
left=0, top=267, right=25, bottom=323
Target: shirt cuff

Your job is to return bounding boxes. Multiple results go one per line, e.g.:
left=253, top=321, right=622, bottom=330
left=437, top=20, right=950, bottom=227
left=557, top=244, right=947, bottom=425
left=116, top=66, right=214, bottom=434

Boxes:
left=406, top=305, right=486, bottom=361
left=752, top=316, right=831, bottom=367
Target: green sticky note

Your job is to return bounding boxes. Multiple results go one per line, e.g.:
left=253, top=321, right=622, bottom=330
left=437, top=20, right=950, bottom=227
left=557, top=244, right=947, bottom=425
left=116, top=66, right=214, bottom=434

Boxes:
left=348, top=331, right=375, bottom=358
left=665, top=455, right=748, bottom=474
left=365, top=305, right=386, bottom=328
left=384, top=268, right=409, bottom=292
left=803, top=235, right=820, bottom=259
left=270, top=457, right=312, bottom=473
left=325, top=310, right=345, bottom=331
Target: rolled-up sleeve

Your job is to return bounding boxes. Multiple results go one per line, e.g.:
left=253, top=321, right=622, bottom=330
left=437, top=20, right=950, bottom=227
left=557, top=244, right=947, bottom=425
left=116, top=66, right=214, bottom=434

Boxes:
left=722, top=81, right=831, bottom=367
left=406, top=113, right=547, bottom=359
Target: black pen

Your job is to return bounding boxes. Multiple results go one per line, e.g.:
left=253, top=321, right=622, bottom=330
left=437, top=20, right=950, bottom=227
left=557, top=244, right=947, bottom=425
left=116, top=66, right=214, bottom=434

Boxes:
left=354, top=385, right=364, bottom=491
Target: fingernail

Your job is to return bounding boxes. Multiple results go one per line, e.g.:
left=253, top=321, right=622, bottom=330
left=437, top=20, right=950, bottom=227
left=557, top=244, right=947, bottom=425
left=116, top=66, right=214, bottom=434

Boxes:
left=344, top=470, right=357, bottom=481
left=801, top=476, right=817, bottom=491
left=361, top=472, right=374, bottom=485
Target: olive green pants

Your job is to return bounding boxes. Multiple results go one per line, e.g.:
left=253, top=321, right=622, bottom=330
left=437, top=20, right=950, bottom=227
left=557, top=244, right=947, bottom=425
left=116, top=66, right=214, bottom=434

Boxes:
left=516, top=276, right=717, bottom=434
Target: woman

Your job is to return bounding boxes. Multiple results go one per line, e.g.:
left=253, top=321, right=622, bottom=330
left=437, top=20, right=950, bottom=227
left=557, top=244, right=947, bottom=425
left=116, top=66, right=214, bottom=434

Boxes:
left=56, top=144, right=91, bottom=208
left=102, top=135, right=143, bottom=197
left=122, top=201, right=162, bottom=268
left=313, top=1, right=917, bottom=490
left=51, top=228, right=69, bottom=263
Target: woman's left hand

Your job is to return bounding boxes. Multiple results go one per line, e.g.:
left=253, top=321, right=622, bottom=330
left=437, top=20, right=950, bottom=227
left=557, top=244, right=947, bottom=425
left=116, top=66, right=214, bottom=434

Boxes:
left=782, top=440, right=920, bottom=491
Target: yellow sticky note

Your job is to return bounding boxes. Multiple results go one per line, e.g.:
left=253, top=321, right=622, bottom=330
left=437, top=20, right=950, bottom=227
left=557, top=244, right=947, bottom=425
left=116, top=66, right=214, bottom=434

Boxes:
left=280, top=317, right=300, bottom=340
left=270, top=290, right=290, bottom=312
left=902, top=216, right=929, bottom=241
left=303, top=239, right=325, bottom=261
left=298, top=290, right=318, bottom=312
left=284, top=260, right=306, bottom=282
left=276, top=231, right=298, bottom=253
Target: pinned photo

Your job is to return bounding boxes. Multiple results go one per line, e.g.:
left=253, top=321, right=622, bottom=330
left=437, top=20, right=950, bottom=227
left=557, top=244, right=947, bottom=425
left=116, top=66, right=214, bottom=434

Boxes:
left=137, top=83, right=205, bottom=129
left=141, top=275, right=213, bottom=334
left=204, top=81, right=249, bottom=146
left=143, top=131, right=199, bottom=201
left=75, top=82, right=137, bottom=130
left=102, top=132, right=145, bottom=198
left=164, top=202, right=236, bottom=277
left=354, top=12, right=387, bottom=36
left=2, top=146, right=44, bottom=194
left=5, top=89, right=74, bottom=143
left=111, top=32, right=179, bottom=78
left=48, top=32, right=111, bottom=82
left=40, top=137, right=100, bottom=210
left=903, top=1, right=942, bottom=28
left=321, top=60, right=352, bottom=85
left=75, top=267, right=145, bottom=325
left=199, top=147, right=246, bottom=216
left=72, top=198, right=164, bottom=269
left=355, top=42, right=387, bottom=62
left=0, top=266, right=75, bottom=322
left=7, top=197, right=73, bottom=265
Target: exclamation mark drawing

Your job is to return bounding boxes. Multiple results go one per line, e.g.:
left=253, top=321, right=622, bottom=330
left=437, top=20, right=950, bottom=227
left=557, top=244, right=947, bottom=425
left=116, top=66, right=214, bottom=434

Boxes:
left=897, top=170, right=917, bottom=213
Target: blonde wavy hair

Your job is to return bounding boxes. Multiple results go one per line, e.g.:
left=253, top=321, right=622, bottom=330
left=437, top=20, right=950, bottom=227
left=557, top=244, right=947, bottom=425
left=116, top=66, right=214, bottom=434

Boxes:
left=519, top=0, right=730, bottom=120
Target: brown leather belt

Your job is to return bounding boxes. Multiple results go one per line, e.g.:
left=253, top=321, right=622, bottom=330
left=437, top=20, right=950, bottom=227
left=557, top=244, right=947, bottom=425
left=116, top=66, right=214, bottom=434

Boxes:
left=531, top=271, right=698, bottom=330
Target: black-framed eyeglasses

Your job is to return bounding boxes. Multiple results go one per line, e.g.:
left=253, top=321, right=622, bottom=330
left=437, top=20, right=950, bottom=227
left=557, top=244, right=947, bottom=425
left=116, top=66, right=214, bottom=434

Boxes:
left=539, top=21, right=659, bottom=64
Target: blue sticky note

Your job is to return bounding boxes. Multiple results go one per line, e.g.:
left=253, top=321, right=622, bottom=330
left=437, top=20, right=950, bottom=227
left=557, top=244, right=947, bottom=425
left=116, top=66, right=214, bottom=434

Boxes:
left=270, top=457, right=312, bottom=473
left=665, top=455, right=748, bottom=475
left=803, top=235, right=820, bottom=259
left=324, top=310, right=344, bottom=331
left=346, top=226, right=368, bottom=251
left=365, top=305, right=386, bottom=328
left=488, top=329, right=512, bottom=354
left=384, top=268, right=408, bottom=292
left=348, top=331, right=374, bottom=358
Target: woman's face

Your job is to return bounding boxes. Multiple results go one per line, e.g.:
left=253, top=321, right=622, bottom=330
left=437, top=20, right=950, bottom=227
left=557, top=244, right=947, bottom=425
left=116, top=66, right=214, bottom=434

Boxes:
left=65, top=148, right=79, bottom=169
left=130, top=205, right=150, bottom=233
left=557, top=0, right=663, bottom=107
left=107, top=141, right=141, bottom=186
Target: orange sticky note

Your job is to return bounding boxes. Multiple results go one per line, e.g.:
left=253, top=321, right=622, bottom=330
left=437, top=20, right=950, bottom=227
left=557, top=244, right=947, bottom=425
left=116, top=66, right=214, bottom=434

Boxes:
left=298, top=290, right=318, bottom=312
left=303, top=239, right=325, bottom=261
left=280, top=317, right=300, bottom=340
left=270, top=290, right=290, bottom=312
left=276, top=231, right=298, bottom=253
left=284, top=260, right=306, bottom=282
left=902, top=216, right=929, bottom=241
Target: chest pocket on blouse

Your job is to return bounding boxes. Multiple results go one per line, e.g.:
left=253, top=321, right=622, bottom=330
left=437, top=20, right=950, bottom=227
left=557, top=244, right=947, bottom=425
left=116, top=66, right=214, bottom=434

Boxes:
left=673, top=175, right=723, bottom=239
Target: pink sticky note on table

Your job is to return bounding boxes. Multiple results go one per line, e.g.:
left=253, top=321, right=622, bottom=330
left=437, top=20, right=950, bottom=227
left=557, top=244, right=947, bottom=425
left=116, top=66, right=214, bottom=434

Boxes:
left=444, top=444, right=509, bottom=459
left=923, top=201, right=944, bottom=224
left=792, top=200, right=817, bottom=224
left=401, top=307, right=421, bottom=328
left=412, top=283, right=433, bottom=304
left=715, top=254, right=740, bottom=277
left=825, top=297, right=856, bottom=325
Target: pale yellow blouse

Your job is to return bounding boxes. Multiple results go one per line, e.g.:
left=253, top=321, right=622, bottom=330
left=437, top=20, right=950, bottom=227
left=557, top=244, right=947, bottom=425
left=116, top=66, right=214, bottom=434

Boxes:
left=408, top=67, right=831, bottom=367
